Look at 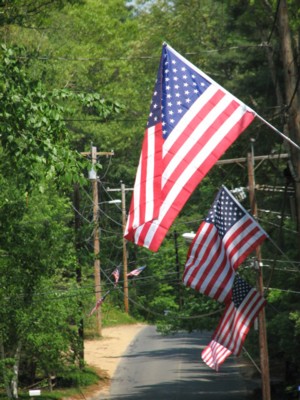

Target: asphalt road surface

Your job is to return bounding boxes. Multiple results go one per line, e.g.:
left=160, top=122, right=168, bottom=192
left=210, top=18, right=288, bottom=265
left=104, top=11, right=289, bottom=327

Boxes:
left=104, top=325, right=258, bottom=400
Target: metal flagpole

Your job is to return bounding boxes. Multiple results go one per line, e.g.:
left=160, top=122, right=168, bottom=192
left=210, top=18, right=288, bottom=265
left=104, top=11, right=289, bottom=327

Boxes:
left=256, top=113, right=300, bottom=152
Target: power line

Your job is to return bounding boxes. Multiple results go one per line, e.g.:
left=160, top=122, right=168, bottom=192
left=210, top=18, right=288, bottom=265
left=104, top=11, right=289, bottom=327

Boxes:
left=16, top=44, right=270, bottom=63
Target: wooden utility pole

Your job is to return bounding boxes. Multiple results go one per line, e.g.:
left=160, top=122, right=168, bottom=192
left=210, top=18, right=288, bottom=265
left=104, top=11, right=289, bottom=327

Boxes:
left=107, top=183, right=133, bottom=313
left=81, top=147, right=114, bottom=336
left=173, top=230, right=182, bottom=309
left=247, top=147, right=271, bottom=400
left=74, top=183, right=84, bottom=367
left=214, top=148, right=286, bottom=400
left=91, top=146, right=102, bottom=336
left=121, top=182, right=129, bottom=313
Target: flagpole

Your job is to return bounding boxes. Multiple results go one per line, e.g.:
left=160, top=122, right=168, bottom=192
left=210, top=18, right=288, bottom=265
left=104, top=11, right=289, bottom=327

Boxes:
left=247, top=146, right=271, bottom=400
left=256, top=113, right=300, bottom=152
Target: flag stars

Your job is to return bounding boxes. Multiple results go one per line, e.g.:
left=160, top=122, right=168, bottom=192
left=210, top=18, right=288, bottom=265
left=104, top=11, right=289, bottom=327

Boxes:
left=149, top=48, right=211, bottom=135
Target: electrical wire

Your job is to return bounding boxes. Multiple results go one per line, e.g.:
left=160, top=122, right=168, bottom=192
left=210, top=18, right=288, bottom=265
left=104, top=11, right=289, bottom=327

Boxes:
left=16, top=44, right=270, bottom=63
left=266, top=0, right=281, bottom=44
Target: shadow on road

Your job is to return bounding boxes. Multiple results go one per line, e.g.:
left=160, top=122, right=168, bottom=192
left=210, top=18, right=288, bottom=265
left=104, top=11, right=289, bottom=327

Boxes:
left=106, top=328, right=261, bottom=400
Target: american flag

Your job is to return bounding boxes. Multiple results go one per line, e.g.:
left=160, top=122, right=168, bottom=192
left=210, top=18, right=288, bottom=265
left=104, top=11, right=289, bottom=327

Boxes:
left=124, top=43, right=256, bottom=251
left=88, top=290, right=110, bottom=317
left=202, top=276, right=266, bottom=371
left=127, top=265, right=146, bottom=279
left=182, top=186, right=268, bottom=303
left=112, top=266, right=120, bottom=286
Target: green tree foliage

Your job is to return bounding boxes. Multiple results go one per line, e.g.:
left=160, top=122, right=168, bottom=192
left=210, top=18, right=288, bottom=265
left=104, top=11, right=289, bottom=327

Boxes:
left=0, top=183, right=80, bottom=397
left=0, top=26, right=121, bottom=396
left=0, top=0, right=82, bottom=27
left=0, top=45, right=87, bottom=190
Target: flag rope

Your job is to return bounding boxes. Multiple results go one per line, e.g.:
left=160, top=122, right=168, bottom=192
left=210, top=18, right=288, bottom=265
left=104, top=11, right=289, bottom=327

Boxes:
left=267, top=235, right=299, bottom=271
left=242, top=347, right=261, bottom=374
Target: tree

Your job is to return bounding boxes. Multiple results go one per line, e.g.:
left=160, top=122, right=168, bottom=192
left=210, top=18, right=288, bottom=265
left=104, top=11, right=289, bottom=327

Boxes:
left=0, top=43, right=121, bottom=397
left=0, top=0, right=82, bottom=27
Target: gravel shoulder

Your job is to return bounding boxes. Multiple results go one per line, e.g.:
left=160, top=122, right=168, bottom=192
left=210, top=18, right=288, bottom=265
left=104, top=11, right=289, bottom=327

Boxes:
left=65, top=323, right=146, bottom=400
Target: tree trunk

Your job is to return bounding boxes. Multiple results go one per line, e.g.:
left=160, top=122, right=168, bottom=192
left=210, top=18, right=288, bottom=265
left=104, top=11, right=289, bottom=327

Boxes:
left=0, top=339, right=13, bottom=399
left=277, top=0, right=300, bottom=257
left=11, top=342, right=22, bottom=399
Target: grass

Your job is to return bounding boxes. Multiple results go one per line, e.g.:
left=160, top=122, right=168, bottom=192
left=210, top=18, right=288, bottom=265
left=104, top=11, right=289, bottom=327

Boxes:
left=84, top=304, right=141, bottom=339
left=0, top=367, right=106, bottom=399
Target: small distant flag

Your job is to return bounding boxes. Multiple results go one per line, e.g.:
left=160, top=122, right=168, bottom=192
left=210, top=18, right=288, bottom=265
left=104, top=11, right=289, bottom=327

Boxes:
left=88, top=290, right=110, bottom=317
left=201, top=276, right=266, bottom=371
left=112, top=265, right=120, bottom=287
left=127, top=265, right=146, bottom=279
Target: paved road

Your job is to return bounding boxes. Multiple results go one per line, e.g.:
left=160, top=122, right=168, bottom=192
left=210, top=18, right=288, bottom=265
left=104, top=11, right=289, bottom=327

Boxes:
left=102, top=325, right=258, bottom=400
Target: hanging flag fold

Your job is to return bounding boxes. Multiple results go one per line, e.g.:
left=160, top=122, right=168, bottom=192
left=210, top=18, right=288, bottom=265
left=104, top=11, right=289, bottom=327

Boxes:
left=182, top=185, right=268, bottom=303
left=88, top=290, right=110, bottom=317
left=201, top=276, right=266, bottom=371
left=127, top=265, right=146, bottom=279
left=112, top=265, right=120, bottom=287
left=124, top=43, right=256, bottom=251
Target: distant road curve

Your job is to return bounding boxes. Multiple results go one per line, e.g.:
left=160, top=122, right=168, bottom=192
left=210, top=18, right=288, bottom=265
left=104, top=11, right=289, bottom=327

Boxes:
left=105, top=325, right=259, bottom=400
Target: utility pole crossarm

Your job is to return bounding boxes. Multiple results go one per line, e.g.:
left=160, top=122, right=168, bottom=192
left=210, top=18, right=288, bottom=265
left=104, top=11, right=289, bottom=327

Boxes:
left=80, top=151, right=114, bottom=157
left=216, top=153, right=289, bottom=166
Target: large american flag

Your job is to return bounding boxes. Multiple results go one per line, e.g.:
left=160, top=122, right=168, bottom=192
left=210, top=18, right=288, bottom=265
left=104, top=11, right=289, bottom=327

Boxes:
left=202, top=276, right=266, bottom=371
left=182, top=186, right=268, bottom=303
left=124, top=43, right=256, bottom=251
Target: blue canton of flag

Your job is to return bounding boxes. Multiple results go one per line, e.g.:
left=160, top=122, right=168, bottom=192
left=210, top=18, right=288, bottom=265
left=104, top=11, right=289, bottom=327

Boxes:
left=232, top=275, right=253, bottom=307
left=205, top=187, right=246, bottom=238
left=148, top=47, right=211, bottom=139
